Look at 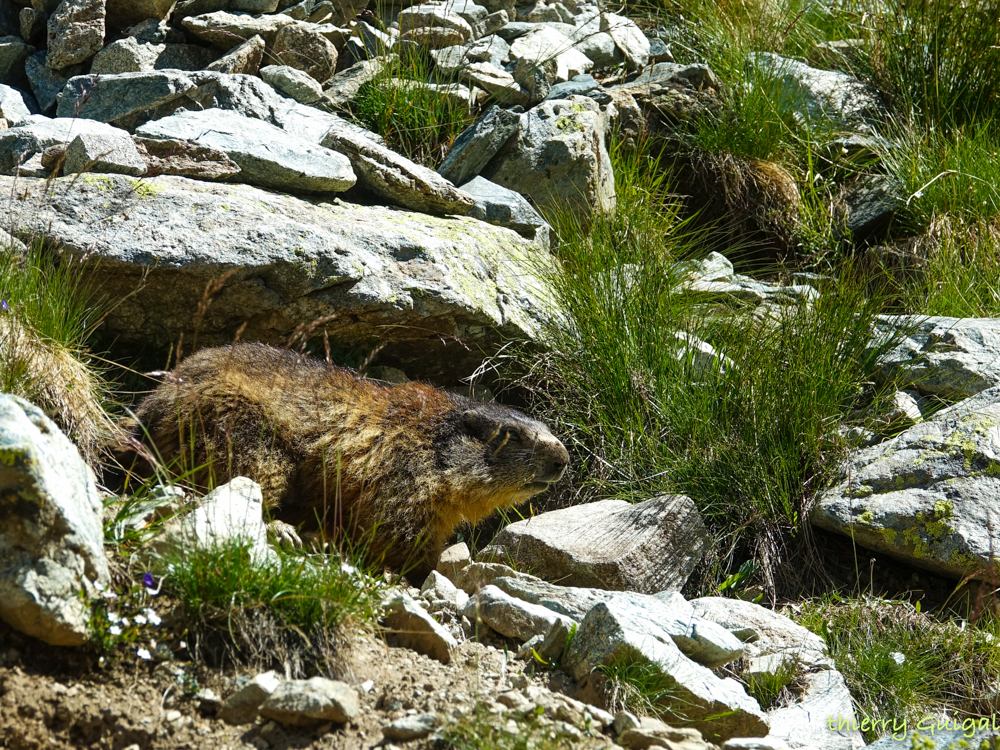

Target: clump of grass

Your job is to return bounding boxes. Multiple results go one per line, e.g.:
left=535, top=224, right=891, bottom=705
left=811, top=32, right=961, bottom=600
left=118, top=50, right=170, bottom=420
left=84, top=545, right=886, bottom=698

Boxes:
left=796, top=597, right=1000, bottom=742
left=158, top=538, right=384, bottom=675
left=351, top=53, right=479, bottom=167
left=738, top=656, right=799, bottom=711
left=439, top=702, right=589, bottom=750
left=596, top=649, right=678, bottom=721
left=0, top=239, right=117, bottom=470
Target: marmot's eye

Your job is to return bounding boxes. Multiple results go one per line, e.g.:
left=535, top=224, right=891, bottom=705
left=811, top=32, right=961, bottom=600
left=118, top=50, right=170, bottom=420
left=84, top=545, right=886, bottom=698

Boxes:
left=505, top=430, right=522, bottom=444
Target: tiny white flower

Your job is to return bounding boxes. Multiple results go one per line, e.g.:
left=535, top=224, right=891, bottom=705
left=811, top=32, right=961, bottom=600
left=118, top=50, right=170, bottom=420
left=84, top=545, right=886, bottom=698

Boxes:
left=137, top=647, right=152, bottom=660
left=150, top=639, right=157, bottom=649
left=109, top=625, right=122, bottom=636
left=107, top=612, right=120, bottom=623
left=890, top=652, right=905, bottom=665
left=94, top=581, right=105, bottom=591
left=144, top=608, right=162, bottom=626
left=121, top=617, right=130, bottom=627
left=179, top=640, right=187, bottom=650
left=102, top=590, right=118, bottom=600
left=134, top=615, right=147, bottom=625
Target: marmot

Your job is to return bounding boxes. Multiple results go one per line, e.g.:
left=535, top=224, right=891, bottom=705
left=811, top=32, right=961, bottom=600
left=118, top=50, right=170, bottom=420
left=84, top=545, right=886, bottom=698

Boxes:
left=123, top=343, right=569, bottom=578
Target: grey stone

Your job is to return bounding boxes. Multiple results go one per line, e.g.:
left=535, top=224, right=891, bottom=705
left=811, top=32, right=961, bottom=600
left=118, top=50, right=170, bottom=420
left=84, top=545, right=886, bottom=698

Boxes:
left=383, top=592, right=457, bottom=663
left=220, top=671, right=281, bottom=725
left=184, top=70, right=287, bottom=123
left=461, top=61, right=527, bottom=105
left=64, top=130, right=146, bottom=175
left=461, top=175, right=550, bottom=247
left=90, top=37, right=160, bottom=73
left=0, top=83, right=34, bottom=126
left=508, top=25, right=592, bottom=82
left=321, top=55, right=390, bottom=109
left=135, top=136, right=242, bottom=179
left=546, top=73, right=598, bottom=99
left=56, top=70, right=195, bottom=125
left=752, top=52, right=882, bottom=130
left=839, top=174, right=901, bottom=243
left=123, top=16, right=183, bottom=42
left=618, top=62, right=719, bottom=93
left=0, top=35, right=35, bottom=90
left=0, top=173, right=557, bottom=383
left=765, top=670, right=863, bottom=750
left=204, top=33, right=265, bottom=74
left=811, top=385, right=1000, bottom=579
left=105, top=0, right=172, bottom=29
left=483, top=9, right=506, bottom=34
left=430, top=43, right=467, bottom=75
left=0, top=395, right=110, bottom=646
left=723, top=739, right=790, bottom=750
left=483, top=95, right=615, bottom=221
left=398, top=4, right=473, bottom=44
left=601, top=12, right=648, bottom=69
left=436, top=542, right=471, bottom=581
left=357, top=20, right=393, bottom=57
left=495, top=21, right=538, bottom=42
left=261, top=64, right=323, bottom=103
left=320, top=123, right=474, bottom=214
left=273, top=22, right=338, bottom=82
left=420, top=569, right=469, bottom=611
left=259, top=678, right=360, bottom=726
left=232, top=0, right=278, bottom=11
left=463, top=583, right=576, bottom=641
left=483, top=495, right=707, bottom=593
left=455, top=561, right=540, bottom=594
left=46, top=0, right=105, bottom=70
left=183, top=10, right=298, bottom=48
left=25, top=51, right=79, bottom=112
left=617, top=718, right=717, bottom=750
left=675, top=251, right=818, bottom=305
left=383, top=713, right=438, bottom=741
left=511, top=54, right=556, bottom=104
left=19, top=7, right=46, bottom=45
left=495, top=578, right=744, bottom=667
left=138, top=108, right=355, bottom=193
left=438, top=104, right=520, bottom=187
left=312, top=22, right=349, bottom=46
left=150, top=477, right=277, bottom=566
left=565, top=598, right=768, bottom=742
left=0, top=116, right=128, bottom=173
left=465, top=33, right=508, bottom=66
left=876, top=316, right=1000, bottom=401
left=399, top=25, right=467, bottom=49
left=648, top=35, right=672, bottom=63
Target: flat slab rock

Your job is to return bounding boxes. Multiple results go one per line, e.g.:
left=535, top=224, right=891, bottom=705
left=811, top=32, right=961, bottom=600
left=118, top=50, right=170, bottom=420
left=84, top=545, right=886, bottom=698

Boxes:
left=481, top=494, right=709, bottom=593
left=811, top=385, right=1000, bottom=579
left=0, top=174, right=557, bottom=382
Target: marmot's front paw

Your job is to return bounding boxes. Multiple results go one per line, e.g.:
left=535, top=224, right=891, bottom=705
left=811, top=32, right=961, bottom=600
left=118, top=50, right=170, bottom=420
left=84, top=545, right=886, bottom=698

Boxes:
left=267, top=520, right=303, bottom=548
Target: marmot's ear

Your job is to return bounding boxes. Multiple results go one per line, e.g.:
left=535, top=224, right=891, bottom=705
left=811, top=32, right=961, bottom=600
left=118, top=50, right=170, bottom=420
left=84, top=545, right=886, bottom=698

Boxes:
left=462, top=409, right=498, bottom=440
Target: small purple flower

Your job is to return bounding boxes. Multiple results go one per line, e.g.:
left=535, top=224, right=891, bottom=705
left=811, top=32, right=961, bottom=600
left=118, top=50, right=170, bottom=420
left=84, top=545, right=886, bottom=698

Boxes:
left=142, top=572, right=155, bottom=588
left=1, top=299, right=8, bottom=311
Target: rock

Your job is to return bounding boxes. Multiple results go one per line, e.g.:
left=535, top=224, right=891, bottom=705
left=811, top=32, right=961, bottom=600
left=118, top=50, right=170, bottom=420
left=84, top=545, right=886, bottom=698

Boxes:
left=455, top=561, right=539, bottom=594
left=204, top=33, right=265, bottom=74
left=321, top=55, right=389, bottom=108
left=398, top=4, right=473, bottom=44
left=420, top=569, right=469, bottom=611
left=838, top=174, right=901, bottom=243
left=90, top=38, right=217, bottom=74
left=19, top=8, right=46, bottom=45
left=399, top=25, right=467, bottom=49
left=105, top=0, right=172, bottom=29
left=689, top=598, right=832, bottom=671
left=723, top=740, right=790, bottom=750
left=461, top=61, right=527, bottom=105
left=182, top=10, right=297, bottom=48
left=436, top=542, right=471, bottom=580
left=547, top=72, right=599, bottom=100
left=64, top=129, right=146, bottom=175
left=383, top=713, right=438, bottom=741
left=437, top=104, right=521, bottom=187
left=45, top=0, right=105, bottom=70
left=137, top=108, right=356, bottom=193
left=765, top=670, right=863, bottom=750
left=0, top=116, right=129, bottom=174
left=0, top=35, right=35, bottom=90
left=0, top=83, right=33, bottom=126
left=462, top=175, right=550, bottom=248
left=601, top=12, right=648, bottom=70
left=811, top=385, right=1000, bottom=579
left=0, top=394, right=110, bottom=646
left=565, top=598, right=768, bottom=742
left=25, top=51, right=79, bottom=112
left=259, top=678, right=360, bottom=726
left=383, top=592, right=457, bottom=663
left=220, top=671, right=281, bottom=725
left=751, top=52, right=882, bottom=130
left=260, top=64, right=323, bottom=103
left=150, top=477, right=276, bottom=566
left=466, top=33, right=509, bottom=66
left=56, top=70, right=196, bottom=126
left=648, top=36, right=672, bottom=64
left=0, top=173, right=556, bottom=382
left=483, top=95, right=615, bottom=221
left=675, top=251, right=818, bottom=305
left=273, top=23, right=337, bottom=82
left=357, top=20, right=393, bottom=58
left=134, top=137, right=242, bottom=179
left=463, top=584, right=576, bottom=641
left=875, top=316, right=1000, bottom=401
left=319, top=123, right=473, bottom=214
left=507, top=25, right=592, bottom=82
left=483, top=495, right=707, bottom=593
left=617, top=716, right=716, bottom=750
left=498, top=578, right=744, bottom=667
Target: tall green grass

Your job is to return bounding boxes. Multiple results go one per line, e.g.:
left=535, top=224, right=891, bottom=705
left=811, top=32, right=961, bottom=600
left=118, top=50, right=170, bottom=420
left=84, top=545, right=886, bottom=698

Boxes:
left=523, top=139, right=906, bottom=594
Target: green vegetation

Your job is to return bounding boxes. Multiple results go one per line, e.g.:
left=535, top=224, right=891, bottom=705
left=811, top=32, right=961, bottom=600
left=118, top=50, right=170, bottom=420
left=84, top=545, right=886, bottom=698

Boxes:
left=439, top=702, right=594, bottom=749
left=596, top=648, right=680, bottom=721
left=796, top=598, right=1000, bottom=741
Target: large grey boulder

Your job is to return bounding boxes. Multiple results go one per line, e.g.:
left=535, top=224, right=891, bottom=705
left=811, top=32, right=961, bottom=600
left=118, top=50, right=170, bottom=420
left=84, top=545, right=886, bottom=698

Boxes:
left=437, top=104, right=521, bottom=188
left=461, top=175, right=551, bottom=248
left=56, top=70, right=197, bottom=126
left=811, top=385, right=1000, bottom=579
left=0, top=395, right=110, bottom=646
left=765, top=670, right=864, bottom=750
left=876, top=316, right=1000, bottom=402
left=64, top=129, right=147, bottom=175
left=484, top=95, right=615, bottom=221
left=25, top=51, right=79, bottom=112
left=0, top=116, right=132, bottom=174
left=105, top=0, right=173, bottom=30
left=0, top=174, right=558, bottom=383
left=0, top=35, right=36, bottom=90
left=45, top=0, right=106, bottom=70
left=564, top=598, right=769, bottom=742
left=90, top=37, right=218, bottom=74
left=481, top=495, right=707, bottom=593
left=600, top=12, right=648, bottom=70
left=463, top=583, right=575, bottom=642
left=507, top=25, right=593, bottom=82
left=136, top=107, right=356, bottom=193
left=0, top=83, right=35, bottom=126
left=182, top=10, right=298, bottom=48
left=320, top=124, right=475, bottom=215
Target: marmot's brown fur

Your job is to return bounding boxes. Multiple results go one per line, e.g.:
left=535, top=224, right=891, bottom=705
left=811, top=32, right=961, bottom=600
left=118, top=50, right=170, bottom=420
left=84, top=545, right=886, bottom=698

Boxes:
left=123, top=343, right=569, bottom=578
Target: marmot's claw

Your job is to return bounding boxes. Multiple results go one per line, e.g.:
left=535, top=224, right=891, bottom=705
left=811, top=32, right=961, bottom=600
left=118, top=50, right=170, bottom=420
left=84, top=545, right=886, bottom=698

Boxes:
left=267, top=520, right=303, bottom=548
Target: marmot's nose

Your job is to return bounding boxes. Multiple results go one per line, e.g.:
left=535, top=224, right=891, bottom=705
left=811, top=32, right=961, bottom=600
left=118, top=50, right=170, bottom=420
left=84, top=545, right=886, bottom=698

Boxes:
left=543, top=443, right=569, bottom=482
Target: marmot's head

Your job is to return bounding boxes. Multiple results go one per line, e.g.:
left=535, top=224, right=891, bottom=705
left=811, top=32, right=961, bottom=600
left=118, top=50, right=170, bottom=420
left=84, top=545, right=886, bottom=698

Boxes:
left=438, top=399, right=569, bottom=513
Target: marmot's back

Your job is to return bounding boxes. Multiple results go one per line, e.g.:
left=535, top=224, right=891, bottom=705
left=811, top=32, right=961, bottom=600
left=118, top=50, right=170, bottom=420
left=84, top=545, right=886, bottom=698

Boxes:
left=127, top=343, right=569, bottom=577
